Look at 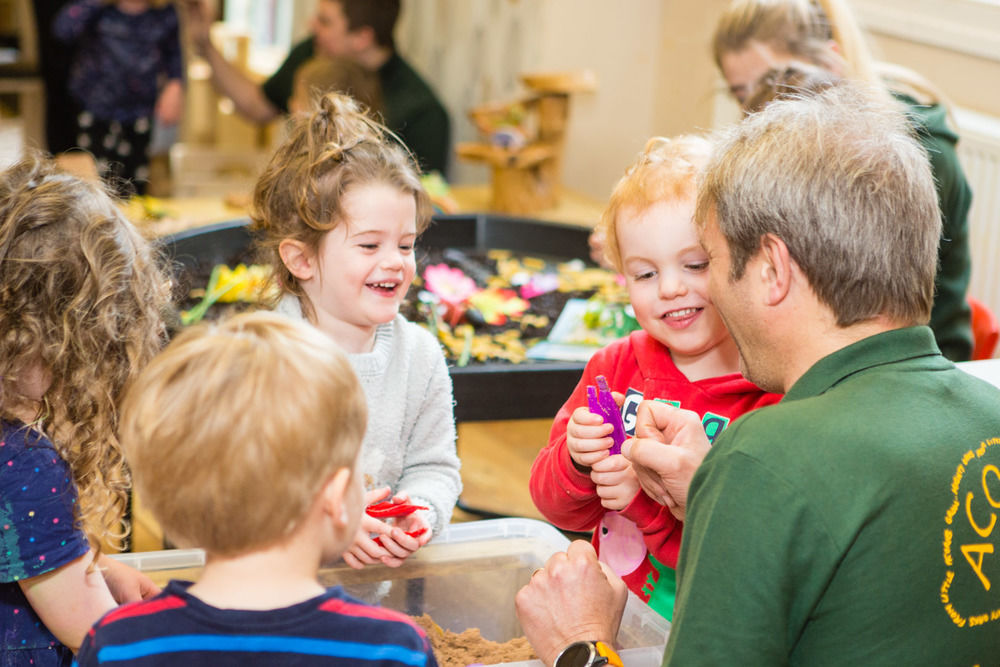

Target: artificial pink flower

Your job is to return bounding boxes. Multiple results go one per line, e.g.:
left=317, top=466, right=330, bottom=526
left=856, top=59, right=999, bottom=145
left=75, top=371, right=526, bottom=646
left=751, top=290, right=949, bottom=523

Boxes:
left=424, top=264, right=480, bottom=326
left=519, top=273, right=560, bottom=300
left=423, top=264, right=478, bottom=305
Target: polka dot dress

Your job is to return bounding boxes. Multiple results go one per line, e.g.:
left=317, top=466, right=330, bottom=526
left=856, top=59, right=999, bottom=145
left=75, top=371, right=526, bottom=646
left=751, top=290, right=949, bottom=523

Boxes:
left=1, top=420, right=89, bottom=666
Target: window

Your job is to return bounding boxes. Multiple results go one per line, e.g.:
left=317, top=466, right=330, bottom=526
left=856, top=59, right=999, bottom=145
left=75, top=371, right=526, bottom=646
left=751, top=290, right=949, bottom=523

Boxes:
left=222, top=0, right=295, bottom=74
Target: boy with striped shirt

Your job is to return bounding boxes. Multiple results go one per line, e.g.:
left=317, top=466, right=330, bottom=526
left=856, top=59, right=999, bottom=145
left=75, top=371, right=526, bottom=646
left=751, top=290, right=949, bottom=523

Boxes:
left=75, top=312, right=437, bottom=666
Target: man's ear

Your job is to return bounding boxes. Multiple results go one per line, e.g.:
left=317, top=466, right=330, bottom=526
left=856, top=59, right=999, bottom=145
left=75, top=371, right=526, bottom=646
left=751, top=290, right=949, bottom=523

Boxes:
left=279, top=239, right=317, bottom=281
left=759, top=233, right=793, bottom=306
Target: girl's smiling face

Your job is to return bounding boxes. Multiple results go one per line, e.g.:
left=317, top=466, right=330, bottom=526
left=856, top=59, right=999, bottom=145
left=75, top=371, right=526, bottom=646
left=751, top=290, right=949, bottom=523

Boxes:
left=617, top=198, right=733, bottom=367
left=302, top=182, right=417, bottom=350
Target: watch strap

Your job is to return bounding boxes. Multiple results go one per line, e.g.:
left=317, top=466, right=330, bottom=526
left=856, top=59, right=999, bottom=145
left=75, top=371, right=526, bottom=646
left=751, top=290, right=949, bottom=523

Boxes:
left=594, top=641, right=623, bottom=667
left=554, top=640, right=624, bottom=667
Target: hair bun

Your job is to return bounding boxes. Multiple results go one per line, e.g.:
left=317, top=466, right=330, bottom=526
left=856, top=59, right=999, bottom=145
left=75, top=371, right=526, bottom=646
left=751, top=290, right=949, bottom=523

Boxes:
left=311, top=92, right=385, bottom=161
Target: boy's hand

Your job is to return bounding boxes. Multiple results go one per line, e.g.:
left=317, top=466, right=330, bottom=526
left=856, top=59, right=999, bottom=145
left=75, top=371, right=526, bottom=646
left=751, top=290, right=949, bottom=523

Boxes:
left=566, top=407, right=614, bottom=468
left=589, top=454, right=640, bottom=511
left=342, top=487, right=394, bottom=568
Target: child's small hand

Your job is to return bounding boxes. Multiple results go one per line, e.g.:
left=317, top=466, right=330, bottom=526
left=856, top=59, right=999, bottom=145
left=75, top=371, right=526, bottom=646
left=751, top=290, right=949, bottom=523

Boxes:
left=98, top=554, right=161, bottom=603
left=342, top=514, right=393, bottom=569
left=365, top=486, right=393, bottom=507
left=566, top=407, right=614, bottom=468
left=373, top=512, right=431, bottom=568
left=588, top=227, right=615, bottom=270
left=343, top=489, right=431, bottom=568
left=155, top=79, right=184, bottom=127
left=589, top=455, right=640, bottom=511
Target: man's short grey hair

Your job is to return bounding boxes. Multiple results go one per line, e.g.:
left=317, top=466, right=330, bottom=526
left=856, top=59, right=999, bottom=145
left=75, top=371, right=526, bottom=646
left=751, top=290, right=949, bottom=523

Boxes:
left=696, top=82, right=940, bottom=326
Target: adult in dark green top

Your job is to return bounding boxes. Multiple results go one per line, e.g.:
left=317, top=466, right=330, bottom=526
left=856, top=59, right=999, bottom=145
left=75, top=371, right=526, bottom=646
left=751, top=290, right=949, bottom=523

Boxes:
left=515, top=85, right=1000, bottom=666
left=183, top=0, right=451, bottom=176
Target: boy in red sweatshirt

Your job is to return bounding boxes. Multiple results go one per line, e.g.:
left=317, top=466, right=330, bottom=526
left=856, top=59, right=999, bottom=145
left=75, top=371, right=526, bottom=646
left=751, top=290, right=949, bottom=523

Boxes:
left=529, top=135, right=781, bottom=620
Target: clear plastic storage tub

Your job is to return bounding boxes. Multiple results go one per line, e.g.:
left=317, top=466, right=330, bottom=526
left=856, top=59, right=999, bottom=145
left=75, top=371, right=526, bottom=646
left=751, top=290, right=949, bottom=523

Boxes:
left=112, top=518, right=670, bottom=666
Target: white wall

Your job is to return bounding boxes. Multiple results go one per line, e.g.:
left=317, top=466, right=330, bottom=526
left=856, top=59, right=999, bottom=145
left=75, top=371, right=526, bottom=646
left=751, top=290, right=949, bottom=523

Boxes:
left=532, top=0, right=663, bottom=198
left=258, top=1, right=1000, bottom=207
left=397, top=0, right=664, bottom=199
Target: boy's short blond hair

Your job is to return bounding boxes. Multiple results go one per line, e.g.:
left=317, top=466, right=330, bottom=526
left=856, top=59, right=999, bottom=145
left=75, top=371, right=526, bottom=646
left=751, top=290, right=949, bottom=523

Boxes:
left=597, top=135, right=712, bottom=273
left=120, top=312, right=367, bottom=556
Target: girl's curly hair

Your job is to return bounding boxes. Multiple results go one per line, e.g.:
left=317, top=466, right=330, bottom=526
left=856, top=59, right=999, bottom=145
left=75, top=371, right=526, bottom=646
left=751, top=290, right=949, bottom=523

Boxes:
left=0, top=151, right=170, bottom=552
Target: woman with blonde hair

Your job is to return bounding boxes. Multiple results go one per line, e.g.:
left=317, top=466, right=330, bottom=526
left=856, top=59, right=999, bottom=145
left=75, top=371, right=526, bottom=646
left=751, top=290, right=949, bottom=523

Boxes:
left=713, top=0, right=974, bottom=362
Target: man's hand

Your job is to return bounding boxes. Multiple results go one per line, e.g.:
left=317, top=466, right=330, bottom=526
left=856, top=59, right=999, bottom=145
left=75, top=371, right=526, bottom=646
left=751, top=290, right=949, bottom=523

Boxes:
left=179, top=0, right=214, bottom=54
left=621, top=400, right=711, bottom=521
left=515, top=541, right=627, bottom=667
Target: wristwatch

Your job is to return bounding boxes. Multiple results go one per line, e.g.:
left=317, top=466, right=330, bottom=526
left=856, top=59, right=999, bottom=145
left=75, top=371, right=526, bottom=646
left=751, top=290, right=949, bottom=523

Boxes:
left=553, top=640, right=623, bottom=667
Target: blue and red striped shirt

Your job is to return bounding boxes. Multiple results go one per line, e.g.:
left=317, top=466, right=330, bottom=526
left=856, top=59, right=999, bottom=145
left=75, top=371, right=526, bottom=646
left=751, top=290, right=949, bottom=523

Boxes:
left=74, top=580, right=438, bottom=666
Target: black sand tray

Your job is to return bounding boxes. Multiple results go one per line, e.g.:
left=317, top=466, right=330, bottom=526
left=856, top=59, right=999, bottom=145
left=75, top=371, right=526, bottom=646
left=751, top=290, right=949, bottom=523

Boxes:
left=158, top=213, right=596, bottom=422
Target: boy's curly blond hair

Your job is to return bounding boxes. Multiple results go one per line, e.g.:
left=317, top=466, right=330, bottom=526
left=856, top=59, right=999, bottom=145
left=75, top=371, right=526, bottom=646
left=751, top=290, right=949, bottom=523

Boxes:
left=597, top=135, right=712, bottom=273
left=0, top=152, right=170, bottom=551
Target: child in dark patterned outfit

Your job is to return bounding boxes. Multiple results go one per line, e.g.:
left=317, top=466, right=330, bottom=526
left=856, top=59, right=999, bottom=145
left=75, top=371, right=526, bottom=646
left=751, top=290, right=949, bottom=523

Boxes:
left=53, top=0, right=183, bottom=196
left=0, top=153, right=169, bottom=667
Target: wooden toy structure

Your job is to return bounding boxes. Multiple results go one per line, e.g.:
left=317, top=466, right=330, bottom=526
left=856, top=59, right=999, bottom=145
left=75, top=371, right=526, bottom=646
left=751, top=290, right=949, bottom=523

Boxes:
left=456, top=71, right=596, bottom=215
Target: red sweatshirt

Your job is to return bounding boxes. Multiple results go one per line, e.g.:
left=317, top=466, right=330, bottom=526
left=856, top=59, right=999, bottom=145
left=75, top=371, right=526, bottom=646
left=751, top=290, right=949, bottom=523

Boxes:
left=529, top=330, right=781, bottom=619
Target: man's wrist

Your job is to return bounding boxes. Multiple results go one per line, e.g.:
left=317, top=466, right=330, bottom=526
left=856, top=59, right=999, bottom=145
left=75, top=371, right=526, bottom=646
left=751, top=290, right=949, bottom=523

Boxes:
left=553, top=640, right=623, bottom=667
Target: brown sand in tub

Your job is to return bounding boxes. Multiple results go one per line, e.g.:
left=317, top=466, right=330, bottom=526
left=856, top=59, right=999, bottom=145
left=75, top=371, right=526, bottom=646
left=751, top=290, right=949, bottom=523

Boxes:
left=412, top=613, right=537, bottom=666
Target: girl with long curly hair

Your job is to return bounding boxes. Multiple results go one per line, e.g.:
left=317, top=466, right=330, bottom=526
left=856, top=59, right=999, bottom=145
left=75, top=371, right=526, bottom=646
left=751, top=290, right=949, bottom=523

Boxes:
left=0, top=151, right=170, bottom=665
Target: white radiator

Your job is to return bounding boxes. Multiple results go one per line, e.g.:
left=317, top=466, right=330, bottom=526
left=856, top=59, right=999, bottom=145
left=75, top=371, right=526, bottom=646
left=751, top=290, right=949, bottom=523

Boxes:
left=955, top=107, right=1000, bottom=355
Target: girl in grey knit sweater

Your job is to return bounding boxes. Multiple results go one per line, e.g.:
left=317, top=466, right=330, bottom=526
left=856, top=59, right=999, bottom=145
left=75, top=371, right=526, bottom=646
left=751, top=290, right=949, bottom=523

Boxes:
left=250, top=92, right=461, bottom=569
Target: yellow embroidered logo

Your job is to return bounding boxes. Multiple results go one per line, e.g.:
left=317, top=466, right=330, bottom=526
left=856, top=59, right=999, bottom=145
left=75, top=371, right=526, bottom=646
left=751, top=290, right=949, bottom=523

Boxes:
left=941, top=436, right=1000, bottom=628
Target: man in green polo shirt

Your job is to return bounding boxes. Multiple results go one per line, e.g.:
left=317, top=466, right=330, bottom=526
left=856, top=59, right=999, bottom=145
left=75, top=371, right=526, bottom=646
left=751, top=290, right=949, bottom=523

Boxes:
left=516, top=83, right=1000, bottom=666
left=184, top=0, right=451, bottom=176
